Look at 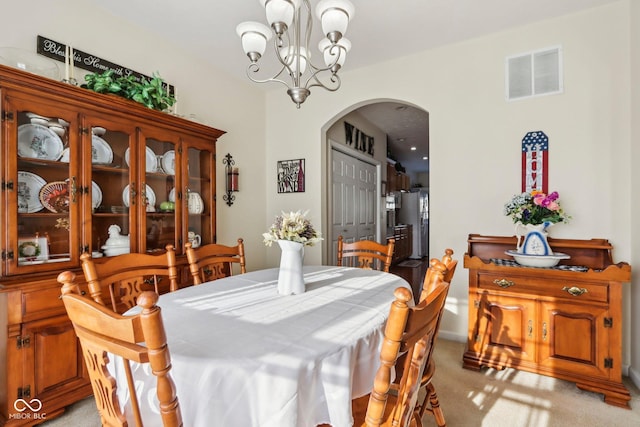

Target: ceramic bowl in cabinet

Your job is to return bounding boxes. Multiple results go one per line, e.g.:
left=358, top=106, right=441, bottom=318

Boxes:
left=505, top=250, right=570, bottom=268
left=101, top=245, right=130, bottom=257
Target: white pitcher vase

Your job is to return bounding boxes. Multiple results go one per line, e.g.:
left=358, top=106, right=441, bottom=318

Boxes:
left=515, top=222, right=553, bottom=255
left=277, top=240, right=305, bottom=295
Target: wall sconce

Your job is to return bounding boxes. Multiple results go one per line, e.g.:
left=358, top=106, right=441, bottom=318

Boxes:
left=223, top=153, right=238, bottom=206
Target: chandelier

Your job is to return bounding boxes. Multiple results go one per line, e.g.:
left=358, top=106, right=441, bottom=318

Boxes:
left=236, top=0, right=355, bottom=108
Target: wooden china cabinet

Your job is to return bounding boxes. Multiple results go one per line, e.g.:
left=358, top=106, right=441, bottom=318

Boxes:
left=0, top=64, right=225, bottom=425
left=463, top=234, right=632, bottom=408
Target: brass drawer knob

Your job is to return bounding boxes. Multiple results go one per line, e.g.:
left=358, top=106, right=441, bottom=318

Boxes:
left=562, top=286, right=588, bottom=296
left=493, top=278, right=515, bottom=288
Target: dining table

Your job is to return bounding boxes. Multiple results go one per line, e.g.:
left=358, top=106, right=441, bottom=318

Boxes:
left=114, top=265, right=410, bottom=427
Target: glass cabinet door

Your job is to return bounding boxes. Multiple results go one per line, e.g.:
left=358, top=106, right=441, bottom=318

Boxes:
left=5, top=99, right=79, bottom=274
left=83, top=116, right=135, bottom=257
left=141, top=131, right=180, bottom=254
left=184, top=139, right=215, bottom=250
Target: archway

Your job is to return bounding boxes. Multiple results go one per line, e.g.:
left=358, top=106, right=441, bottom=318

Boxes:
left=320, top=99, right=430, bottom=265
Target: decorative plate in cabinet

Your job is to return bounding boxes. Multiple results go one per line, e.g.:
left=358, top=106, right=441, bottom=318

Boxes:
left=18, top=124, right=64, bottom=160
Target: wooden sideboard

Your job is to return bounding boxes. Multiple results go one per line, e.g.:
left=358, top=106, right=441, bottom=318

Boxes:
left=462, top=234, right=632, bottom=408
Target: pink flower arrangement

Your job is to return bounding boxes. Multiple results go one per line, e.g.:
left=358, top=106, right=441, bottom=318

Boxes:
left=504, top=190, right=569, bottom=225
left=533, top=191, right=560, bottom=211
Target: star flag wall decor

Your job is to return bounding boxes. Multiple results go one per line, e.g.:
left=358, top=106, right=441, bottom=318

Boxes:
left=521, top=131, right=548, bottom=194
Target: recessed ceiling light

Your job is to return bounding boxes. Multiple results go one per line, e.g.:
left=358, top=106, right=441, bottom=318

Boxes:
left=410, top=146, right=417, bottom=151
left=397, top=138, right=405, bottom=143
left=423, top=156, right=428, bottom=160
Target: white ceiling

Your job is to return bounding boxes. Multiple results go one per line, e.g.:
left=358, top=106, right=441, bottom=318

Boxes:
left=357, top=102, right=430, bottom=176
left=85, top=0, right=618, bottom=177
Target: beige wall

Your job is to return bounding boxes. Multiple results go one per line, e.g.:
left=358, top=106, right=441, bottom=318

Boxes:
left=1, top=0, right=270, bottom=270
left=629, top=0, right=640, bottom=386
left=263, top=1, right=636, bottom=372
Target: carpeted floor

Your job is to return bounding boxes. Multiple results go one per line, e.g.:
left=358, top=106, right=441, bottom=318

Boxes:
left=42, top=340, right=640, bottom=426
left=423, top=340, right=640, bottom=426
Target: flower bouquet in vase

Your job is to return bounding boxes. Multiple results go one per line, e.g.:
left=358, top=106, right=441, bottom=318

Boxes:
left=264, top=210, right=323, bottom=295
left=503, top=191, right=571, bottom=266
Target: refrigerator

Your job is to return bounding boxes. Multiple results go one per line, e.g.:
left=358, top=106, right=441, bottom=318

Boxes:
left=397, top=190, right=429, bottom=259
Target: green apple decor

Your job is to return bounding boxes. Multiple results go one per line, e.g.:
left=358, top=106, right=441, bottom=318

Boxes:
left=160, top=201, right=175, bottom=212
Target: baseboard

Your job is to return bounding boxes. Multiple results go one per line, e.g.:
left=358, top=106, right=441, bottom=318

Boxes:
left=629, top=365, right=640, bottom=389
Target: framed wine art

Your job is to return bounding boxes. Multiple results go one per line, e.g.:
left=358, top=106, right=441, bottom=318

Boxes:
left=277, top=159, right=305, bottom=193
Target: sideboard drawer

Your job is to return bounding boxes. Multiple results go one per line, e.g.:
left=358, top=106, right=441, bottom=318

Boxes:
left=477, top=273, right=608, bottom=303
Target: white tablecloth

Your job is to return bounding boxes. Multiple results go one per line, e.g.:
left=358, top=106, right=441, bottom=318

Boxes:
left=117, top=266, right=409, bottom=427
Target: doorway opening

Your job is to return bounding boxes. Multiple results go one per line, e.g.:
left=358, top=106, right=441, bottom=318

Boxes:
left=321, top=100, right=430, bottom=266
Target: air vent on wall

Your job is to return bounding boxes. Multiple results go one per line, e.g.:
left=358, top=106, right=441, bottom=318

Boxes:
left=506, top=46, right=563, bottom=101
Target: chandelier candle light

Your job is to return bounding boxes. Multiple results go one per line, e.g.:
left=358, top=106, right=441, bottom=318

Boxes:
left=236, top=0, right=355, bottom=108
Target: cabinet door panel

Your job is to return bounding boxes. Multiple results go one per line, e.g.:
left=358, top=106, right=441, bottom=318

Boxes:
left=471, top=292, right=536, bottom=364
left=139, top=130, right=180, bottom=253
left=183, top=139, right=215, bottom=250
left=22, top=315, right=86, bottom=397
left=83, top=117, right=136, bottom=256
left=5, top=96, right=80, bottom=275
left=538, top=301, right=609, bottom=378
left=385, top=163, right=394, bottom=193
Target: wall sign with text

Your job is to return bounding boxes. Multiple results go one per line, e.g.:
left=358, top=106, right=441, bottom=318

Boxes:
left=521, top=131, right=548, bottom=194
left=36, top=35, right=174, bottom=95
left=344, top=121, right=374, bottom=156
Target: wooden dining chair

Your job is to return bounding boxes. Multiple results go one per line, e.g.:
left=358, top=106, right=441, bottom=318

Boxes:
left=336, top=236, right=395, bottom=272
left=58, top=271, right=182, bottom=427
left=419, top=248, right=458, bottom=301
left=414, top=249, right=457, bottom=426
left=350, top=277, right=451, bottom=427
left=80, top=244, right=178, bottom=314
left=185, top=238, right=246, bottom=285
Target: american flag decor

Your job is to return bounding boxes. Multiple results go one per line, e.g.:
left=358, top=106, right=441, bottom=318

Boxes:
left=521, top=131, right=548, bottom=194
